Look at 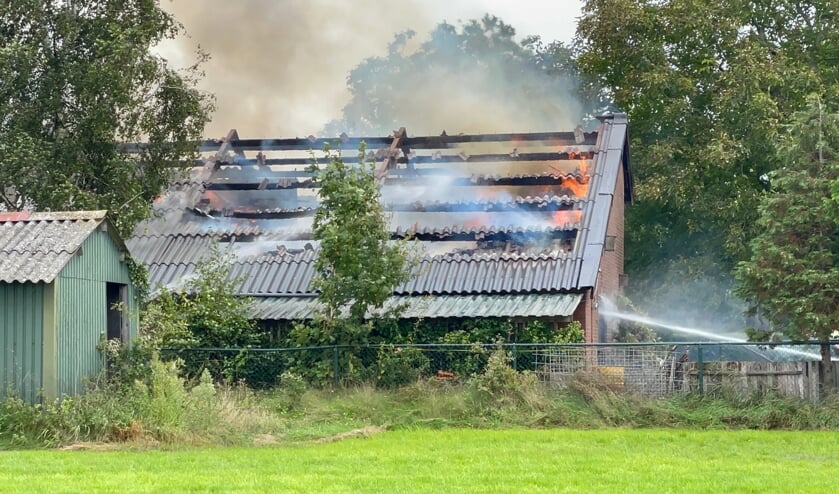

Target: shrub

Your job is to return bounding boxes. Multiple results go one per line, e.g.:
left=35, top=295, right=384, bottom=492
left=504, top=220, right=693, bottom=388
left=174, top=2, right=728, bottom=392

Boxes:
left=375, top=345, right=431, bottom=388
left=469, top=344, right=541, bottom=410
left=0, top=395, right=62, bottom=447
left=275, top=371, right=308, bottom=412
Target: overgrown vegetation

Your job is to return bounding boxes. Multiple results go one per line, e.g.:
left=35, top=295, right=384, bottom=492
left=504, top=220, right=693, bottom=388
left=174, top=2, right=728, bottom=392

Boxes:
left=138, top=246, right=264, bottom=382
left=4, top=345, right=839, bottom=450
left=736, top=96, right=839, bottom=388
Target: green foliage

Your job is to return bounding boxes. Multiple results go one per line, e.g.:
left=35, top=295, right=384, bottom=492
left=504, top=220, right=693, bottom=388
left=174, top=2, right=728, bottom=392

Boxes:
left=735, top=95, right=839, bottom=386
left=469, top=344, right=540, bottom=411
left=284, top=319, right=374, bottom=385
left=436, top=332, right=490, bottom=377
left=5, top=366, right=839, bottom=449
left=308, top=143, right=412, bottom=324
left=273, top=371, right=308, bottom=413
left=137, top=247, right=263, bottom=383
left=375, top=345, right=430, bottom=389
left=325, top=15, right=608, bottom=135
left=0, top=395, right=62, bottom=447
left=175, top=249, right=262, bottom=349
left=131, top=357, right=188, bottom=440
left=98, top=336, right=156, bottom=390
left=376, top=317, right=584, bottom=345
left=138, top=291, right=196, bottom=350
left=0, top=1, right=213, bottom=235
left=577, top=0, right=839, bottom=320
left=144, top=246, right=261, bottom=349
left=291, top=143, right=413, bottom=383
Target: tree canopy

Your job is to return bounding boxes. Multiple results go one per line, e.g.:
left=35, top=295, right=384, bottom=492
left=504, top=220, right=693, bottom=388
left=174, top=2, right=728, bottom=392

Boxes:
left=325, top=15, right=609, bottom=136
left=308, top=143, right=412, bottom=325
left=573, top=0, right=839, bottom=323
left=0, top=1, right=213, bottom=235
left=735, top=95, right=839, bottom=384
left=577, top=0, right=839, bottom=272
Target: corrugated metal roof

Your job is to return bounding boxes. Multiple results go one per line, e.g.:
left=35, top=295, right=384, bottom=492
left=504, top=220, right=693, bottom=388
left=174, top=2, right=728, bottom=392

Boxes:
left=126, top=234, right=224, bottom=265
left=247, top=293, right=583, bottom=320
left=131, top=117, right=631, bottom=301
left=0, top=210, right=107, bottom=283
left=577, top=114, right=630, bottom=288
left=147, top=251, right=582, bottom=295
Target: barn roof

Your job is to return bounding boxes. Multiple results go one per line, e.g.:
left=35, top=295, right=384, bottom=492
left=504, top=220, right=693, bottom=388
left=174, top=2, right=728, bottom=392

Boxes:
left=0, top=210, right=112, bottom=283
left=128, top=114, right=631, bottom=319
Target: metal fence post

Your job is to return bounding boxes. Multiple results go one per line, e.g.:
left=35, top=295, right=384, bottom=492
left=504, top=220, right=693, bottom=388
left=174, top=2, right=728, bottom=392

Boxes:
left=332, top=345, right=340, bottom=388
left=697, top=344, right=704, bottom=395
left=512, top=344, right=518, bottom=371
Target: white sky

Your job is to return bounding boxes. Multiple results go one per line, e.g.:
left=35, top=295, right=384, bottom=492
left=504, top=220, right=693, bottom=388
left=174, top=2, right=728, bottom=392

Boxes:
left=157, top=0, right=584, bottom=138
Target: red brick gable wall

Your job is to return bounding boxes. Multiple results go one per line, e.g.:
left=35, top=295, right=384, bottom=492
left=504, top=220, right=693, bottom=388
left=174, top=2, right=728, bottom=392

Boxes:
left=576, top=165, right=627, bottom=343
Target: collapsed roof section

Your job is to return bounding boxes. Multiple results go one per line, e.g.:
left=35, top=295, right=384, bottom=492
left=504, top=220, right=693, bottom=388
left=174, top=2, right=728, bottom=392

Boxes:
left=128, top=115, right=631, bottom=318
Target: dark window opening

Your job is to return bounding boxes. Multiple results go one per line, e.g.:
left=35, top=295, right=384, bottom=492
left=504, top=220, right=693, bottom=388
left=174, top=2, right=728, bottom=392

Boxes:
left=106, top=282, right=128, bottom=342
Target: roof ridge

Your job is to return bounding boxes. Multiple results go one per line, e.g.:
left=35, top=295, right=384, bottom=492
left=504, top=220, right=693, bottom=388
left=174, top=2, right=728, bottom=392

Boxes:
left=0, top=210, right=107, bottom=223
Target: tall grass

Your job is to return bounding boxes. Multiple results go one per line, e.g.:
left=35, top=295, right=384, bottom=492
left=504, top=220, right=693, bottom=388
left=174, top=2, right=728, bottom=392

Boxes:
left=2, top=347, right=839, bottom=449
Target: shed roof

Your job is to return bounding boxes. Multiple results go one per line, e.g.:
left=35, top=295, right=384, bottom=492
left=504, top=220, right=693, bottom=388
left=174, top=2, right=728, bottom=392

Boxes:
left=0, top=210, right=111, bottom=283
left=129, top=115, right=631, bottom=319
left=248, top=293, right=583, bottom=320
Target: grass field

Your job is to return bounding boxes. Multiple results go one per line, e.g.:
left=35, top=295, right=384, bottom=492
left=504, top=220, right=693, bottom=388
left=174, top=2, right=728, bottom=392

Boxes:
left=0, top=428, right=835, bottom=493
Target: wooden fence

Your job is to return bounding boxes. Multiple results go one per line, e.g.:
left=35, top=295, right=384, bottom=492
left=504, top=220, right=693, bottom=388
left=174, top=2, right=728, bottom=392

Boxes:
left=683, top=361, right=839, bottom=400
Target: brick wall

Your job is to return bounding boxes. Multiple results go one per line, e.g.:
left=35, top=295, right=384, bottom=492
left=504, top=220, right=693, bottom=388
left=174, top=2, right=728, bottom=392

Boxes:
left=590, top=166, right=627, bottom=342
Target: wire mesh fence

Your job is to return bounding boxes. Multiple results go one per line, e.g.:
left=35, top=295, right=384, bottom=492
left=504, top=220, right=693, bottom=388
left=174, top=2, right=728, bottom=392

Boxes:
left=160, top=341, right=835, bottom=398
left=534, top=344, right=691, bottom=396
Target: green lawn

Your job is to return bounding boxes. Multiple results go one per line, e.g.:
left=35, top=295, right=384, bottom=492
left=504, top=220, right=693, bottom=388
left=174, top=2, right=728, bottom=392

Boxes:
left=0, top=429, right=835, bottom=493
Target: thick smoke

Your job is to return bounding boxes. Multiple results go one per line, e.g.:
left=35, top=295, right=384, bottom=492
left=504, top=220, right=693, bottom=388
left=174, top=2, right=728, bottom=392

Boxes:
left=157, top=0, right=582, bottom=139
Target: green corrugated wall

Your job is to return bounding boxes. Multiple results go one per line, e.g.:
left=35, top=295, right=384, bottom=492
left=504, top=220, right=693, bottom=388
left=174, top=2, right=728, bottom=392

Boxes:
left=54, top=227, right=138, bottom=397
left=0, top=282, right=44, bottom=403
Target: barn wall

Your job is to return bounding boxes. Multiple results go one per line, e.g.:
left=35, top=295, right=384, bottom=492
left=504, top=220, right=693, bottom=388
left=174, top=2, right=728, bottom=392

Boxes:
left=0, top=282, right=44, bottom=402
left=55, top=227, right=137, bottom=396
left=595, top=169, right=626, bottom=341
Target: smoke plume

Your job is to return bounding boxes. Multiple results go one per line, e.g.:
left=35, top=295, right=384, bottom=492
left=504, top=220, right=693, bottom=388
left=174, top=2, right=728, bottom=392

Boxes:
left=156, top=0, right=582, bottom=139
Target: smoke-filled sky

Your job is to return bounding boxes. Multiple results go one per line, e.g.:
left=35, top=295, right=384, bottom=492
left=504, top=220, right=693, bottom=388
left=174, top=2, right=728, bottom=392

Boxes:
left=157, top=0, right=584, bottom=139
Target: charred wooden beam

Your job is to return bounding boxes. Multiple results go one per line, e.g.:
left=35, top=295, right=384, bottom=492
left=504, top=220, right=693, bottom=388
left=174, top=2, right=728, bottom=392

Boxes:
left=401, top=228, right=579, bottom=242
left=221, top=209, right=316, bottom=220
left=388, top=200, right=578, bottom=213
left=402, top=131, right=598, bottom=148
left=375, top=127, right=407, bottom=184
left=210, top=135, right=393, bottom=152
left=206, top=179, right=316, bottom=190
left=209, top=150, right=594, bottom=170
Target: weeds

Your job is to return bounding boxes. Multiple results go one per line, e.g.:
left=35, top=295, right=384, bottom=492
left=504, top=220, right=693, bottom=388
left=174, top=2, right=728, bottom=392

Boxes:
left=4, top=347, right=839, bottom=450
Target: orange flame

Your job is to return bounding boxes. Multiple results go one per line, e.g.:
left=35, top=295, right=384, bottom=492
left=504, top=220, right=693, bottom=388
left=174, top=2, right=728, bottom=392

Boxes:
left=562, top=180, right=588, bottom=197
left=464, top=213, right=490, bottom=229
left=552, top=210, right=582, bottom=226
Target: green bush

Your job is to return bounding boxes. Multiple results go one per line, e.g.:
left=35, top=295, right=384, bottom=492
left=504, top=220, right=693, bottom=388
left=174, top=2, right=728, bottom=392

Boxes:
left=437, top=332, right=489, bottom=377
left=275, top=371, right=308, bottom=413
left=375, top=345, right=431, bottom=388
left=0, top=395, right=62, bottom=447
left=469, top=344, right=541, bottom=411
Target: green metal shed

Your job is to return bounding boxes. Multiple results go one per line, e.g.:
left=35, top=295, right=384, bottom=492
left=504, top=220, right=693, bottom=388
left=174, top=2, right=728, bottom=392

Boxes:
left=0, top=210, right=138, bottom=402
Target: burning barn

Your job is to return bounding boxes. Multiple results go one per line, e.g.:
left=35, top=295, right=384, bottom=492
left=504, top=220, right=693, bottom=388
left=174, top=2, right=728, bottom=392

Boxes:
left=128, top=114, right=632, bottom=342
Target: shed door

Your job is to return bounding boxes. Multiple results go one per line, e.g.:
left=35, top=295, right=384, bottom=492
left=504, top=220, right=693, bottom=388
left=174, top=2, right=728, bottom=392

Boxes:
left=106, top=282, right=128, bottom=342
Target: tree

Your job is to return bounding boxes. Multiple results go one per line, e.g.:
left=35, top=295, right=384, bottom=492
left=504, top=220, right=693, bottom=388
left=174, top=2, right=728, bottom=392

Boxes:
left=576, top=0, right=839, bottom=319
left=142, top=246, right=264, bottom=383
left=0, top=1, right=213, bottom=235
left=735, top=95, right=839, bottom=389
left=310, top=143, right=412, bottom=324
left=324, top=15, right=609, bottom=136
left=287, top=144, right=413, bottom=383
